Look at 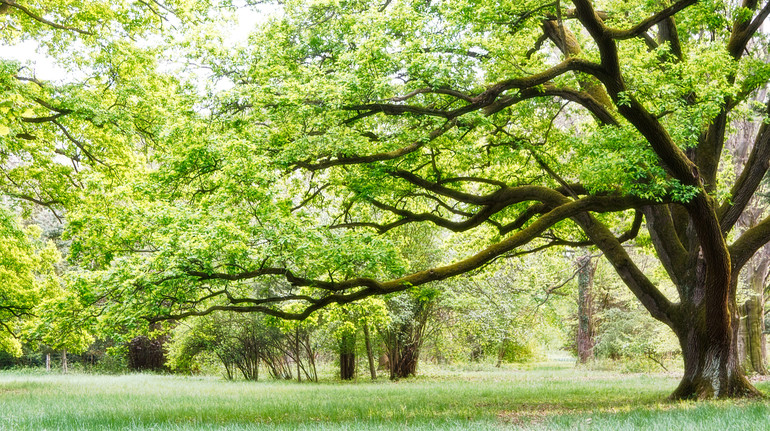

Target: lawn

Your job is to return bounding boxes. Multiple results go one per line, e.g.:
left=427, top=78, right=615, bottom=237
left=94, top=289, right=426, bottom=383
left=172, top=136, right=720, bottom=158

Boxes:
left=1, top=362, right=770, bottom=430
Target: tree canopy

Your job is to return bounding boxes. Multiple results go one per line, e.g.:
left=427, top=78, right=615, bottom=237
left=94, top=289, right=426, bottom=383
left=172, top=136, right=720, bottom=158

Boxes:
left=2, top=0, right=770, bottom=399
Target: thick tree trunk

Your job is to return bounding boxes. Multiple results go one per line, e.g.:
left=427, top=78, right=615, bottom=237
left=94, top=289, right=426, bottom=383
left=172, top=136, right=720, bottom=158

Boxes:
left=670, top=305, right=762, bottom=399
left=340, top=352, right=355, bottom=380
left=128, top=335, right=167, bottom=371
left=386, top=331, right=420, bottom=379
left=576, top=253, right=597, bottom=363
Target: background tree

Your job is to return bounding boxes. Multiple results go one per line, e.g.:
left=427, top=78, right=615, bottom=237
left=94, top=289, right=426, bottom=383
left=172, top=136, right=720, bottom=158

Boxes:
left=382, top=286, right=439, bottom=379
left=727, top=94, right=770, bottom=374
left=267, top=308, right=320, bottom=382
left=575, top=251, right=598, bottom=364
left=168, top=312, right=286, bottom=381
left=324, top=298, right=389, bottom=380
left=439, top=254, right=569, bottom=365
left=0, top=207, right=51, bottom=356
left=25, top=278, right=95, bottom=373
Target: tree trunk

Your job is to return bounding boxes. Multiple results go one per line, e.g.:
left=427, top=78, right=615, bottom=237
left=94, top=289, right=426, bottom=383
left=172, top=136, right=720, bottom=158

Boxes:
left=741, top=295, right=767, bottom=374
left=378, top=349, right=389, bottom=370
left=128, top=335, right=166, bottom=371
left=738, top=253, right=769, bottom=374
left=295, top=328, right=301, bottom=383
left=45, top=353, right=50, bottom=372
left=576, top=253, right=597, bottom=364
left=669, top=303, right=762, bottom=399
left=340, top=352, right=355, bottom=380
left=339, top=331, right=356, bottom=380
left=362, top=323, right=377, bottom=380
left=390, top=339, right=419, bottom=379
left=61, top=349, right=68, bottom=374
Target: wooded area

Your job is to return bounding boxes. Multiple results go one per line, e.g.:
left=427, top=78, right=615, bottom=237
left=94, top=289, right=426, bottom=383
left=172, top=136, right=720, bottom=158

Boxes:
left=1, top=0, right=770, bottom=404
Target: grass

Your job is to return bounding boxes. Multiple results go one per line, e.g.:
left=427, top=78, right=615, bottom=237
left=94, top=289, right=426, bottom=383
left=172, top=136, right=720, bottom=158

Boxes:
left=1, top=362, right=770, bottom=430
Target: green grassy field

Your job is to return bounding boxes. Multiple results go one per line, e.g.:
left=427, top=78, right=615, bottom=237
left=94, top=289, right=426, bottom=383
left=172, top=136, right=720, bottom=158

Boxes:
left=1, top=362, right=770, bottom=430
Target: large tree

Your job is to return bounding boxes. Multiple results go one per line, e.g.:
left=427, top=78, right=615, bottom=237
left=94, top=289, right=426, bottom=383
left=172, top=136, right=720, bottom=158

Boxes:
left=6, top=0, right=770, bottom=399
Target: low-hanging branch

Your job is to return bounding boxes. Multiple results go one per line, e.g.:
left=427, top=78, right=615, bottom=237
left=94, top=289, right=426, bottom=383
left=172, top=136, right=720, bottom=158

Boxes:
left=153, top=193, right=658, bottom=321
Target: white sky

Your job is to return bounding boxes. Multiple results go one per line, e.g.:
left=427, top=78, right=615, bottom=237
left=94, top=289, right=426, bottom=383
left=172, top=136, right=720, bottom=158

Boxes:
left=1, top=1, right=273, bottom=82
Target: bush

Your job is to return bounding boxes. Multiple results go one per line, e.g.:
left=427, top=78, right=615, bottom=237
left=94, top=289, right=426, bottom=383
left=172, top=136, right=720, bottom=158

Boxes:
left=499, top=339, right=541, bottom=363
left=594, top=307, right=680, bottom=366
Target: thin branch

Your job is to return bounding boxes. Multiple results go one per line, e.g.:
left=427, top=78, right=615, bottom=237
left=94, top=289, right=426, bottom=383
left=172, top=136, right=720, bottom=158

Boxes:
left=344, top=57, right=605, bottom=124
left=1, top=0, right=93, bottom=35
left=604, top=0, right=698, bottom=40
left=293, top=120, right=455, bottom=171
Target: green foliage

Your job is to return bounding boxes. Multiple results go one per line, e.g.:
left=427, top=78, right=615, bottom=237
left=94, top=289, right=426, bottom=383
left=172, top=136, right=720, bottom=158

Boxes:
left=594, top=308, right=680, bottom=363
left=0, top=206, right=64, bottom=356
left=2, top=0, right=769, bottom=402
left=323, top=298, right=389, bottom=348
left=168, top=312, right=283, bottom=380
left=438, top=252, right=571, bottom=364
left=498, top=339, right=541, bottom=364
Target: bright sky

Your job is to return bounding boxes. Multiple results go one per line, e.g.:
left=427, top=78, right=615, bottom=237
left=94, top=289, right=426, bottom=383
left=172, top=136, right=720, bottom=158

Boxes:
left=3, top=40, right=68, bottom=81
left=1, top=1, right=274, bottom=82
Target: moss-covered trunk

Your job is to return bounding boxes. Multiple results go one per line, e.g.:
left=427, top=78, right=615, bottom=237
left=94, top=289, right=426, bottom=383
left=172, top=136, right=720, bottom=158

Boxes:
left=739, top=295, right=767, bottom=375
left=576, top=253, right=596, bottom=364
left=670, top=300, right=762, bottom=399
left=738, top=256, right=769, bottom=374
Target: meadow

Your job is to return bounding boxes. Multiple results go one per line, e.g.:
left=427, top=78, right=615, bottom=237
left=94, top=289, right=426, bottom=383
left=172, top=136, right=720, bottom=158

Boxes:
left=1, top=362, right=770, bottom=430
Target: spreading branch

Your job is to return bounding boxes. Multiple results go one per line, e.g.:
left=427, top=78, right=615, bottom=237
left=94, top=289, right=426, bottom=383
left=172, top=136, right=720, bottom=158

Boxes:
left=0, top=0, right=93, bottom=35
left=153, top=192, right=656, bottom=321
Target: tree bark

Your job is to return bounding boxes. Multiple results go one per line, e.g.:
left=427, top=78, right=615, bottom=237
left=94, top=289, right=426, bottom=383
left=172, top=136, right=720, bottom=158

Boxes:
left=128, top=335, right=166, bottom=371
left=740, top=295, right=767, bottom=375
left=671, top=314, right=761, bottom=399
left=362, top=323, right=377, bottom=380
left=389, top=338, right=420, bottom=379
left=576, top=253, right=597, bottom=364
left=339, top=331, right=356, bottom=380
left=739, top=251, right=770, bottom=374
left=669, top=268, right=762, bottom=399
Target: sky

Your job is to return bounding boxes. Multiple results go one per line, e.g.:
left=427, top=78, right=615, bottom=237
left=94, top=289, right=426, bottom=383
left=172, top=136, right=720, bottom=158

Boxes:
left=1, top=1, right=273, bottom=82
